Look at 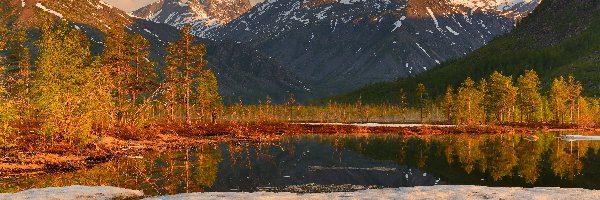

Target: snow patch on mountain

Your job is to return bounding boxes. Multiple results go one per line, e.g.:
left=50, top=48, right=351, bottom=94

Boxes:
left=35, top=3, right=64, bottom=18
left=450, top=0, right=536, bottom=11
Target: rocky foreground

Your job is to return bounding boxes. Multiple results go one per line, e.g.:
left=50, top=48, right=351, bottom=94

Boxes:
left=1, top=185, right=600, bottom=200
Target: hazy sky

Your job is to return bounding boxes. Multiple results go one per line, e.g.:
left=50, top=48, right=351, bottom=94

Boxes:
left=103, top=0, right=264, bottom=12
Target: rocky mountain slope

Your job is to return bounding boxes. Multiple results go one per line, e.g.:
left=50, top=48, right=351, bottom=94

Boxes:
left=205, top=0, right=541, bottom=97
left=332, top=0, right=600, bottom=104
left=132, top=0, right=252, bottom=37
left=1, top=0, right=307, bottom=103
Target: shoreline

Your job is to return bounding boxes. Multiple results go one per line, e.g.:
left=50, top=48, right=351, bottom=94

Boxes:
left=0, top=122, right=596, bottom=177
left=1, top=185, right=599, bottom=200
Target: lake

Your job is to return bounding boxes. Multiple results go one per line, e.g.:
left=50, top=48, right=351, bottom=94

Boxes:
left=1, top=132, right=599, bottom=195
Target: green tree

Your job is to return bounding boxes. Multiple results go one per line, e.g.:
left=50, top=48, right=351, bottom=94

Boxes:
left=3, top=29, right=31, bottom=119
left=484, top=71, right=518, bottom=123
left=34, top=19, right=112, bottom=145
left=165, top=26, right=208, bottom=125
left=128, top=34, right=157, bottom=106
left=398, top=88, right=407, bottom=122
left=195, top=69, right=222, bottom=122
left=100, top=21, right=133, bottom=121
left=577, top=97, right=593, bottom=126
left=416, top=83, right=428, bottom=123
left=443, top=86, right=454, bottom=122
left=454, top=77, right=483, bottom=125
left=549, top=76, right=569, bottom=123
left=566, top=75, right=582, bottom=123
left=0, top=25, right=17, bottom=148
left=516, top=70, right=543, bottom=123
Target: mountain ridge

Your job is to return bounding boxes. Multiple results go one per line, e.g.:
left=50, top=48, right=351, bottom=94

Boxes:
left=329, top=0, right=600, bottom=104
left=1, top=0, right=308, bottom=104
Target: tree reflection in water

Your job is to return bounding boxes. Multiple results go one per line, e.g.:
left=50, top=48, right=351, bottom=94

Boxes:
left=0, top=146, right=222, bottom=195
left=322, top=132, right=600, bottom=188
left=1, top=132, right=600, bottom=194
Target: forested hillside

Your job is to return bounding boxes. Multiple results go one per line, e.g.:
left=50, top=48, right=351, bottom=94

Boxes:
left=332, top=0, right=600, bottom=104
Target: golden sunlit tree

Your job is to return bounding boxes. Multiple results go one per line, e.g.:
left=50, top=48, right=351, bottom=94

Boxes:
left=550, top=76, right=569, bottom=123
left=34, top=19, right=113, bottom=145
left=165, top=26, right=208, bottom=125
left=516, top=70, right=542, bottom=123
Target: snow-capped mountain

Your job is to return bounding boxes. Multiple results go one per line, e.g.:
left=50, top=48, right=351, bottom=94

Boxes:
left=204, top=0, right=541, bottom=96
left=2, top=0, right=307, bottom=103
left=132, top=0, right=252, bottom=36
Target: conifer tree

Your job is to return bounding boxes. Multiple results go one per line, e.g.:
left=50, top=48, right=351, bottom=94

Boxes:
left=101, top=21, right=133, bottom=121
left=195, top=69, right=222, bottom=122
left=478, top=78, right=488, bottom=123
left=3, top=29, right=31, bottom=118
left=455, top=77, right=483, bottom=125
left=576, top=97, right=592, bottom=126
left=516, top=70, right=542, bottom=123
left=398, top=88, right=407, bottom=121
left=443, top=86, right=454, bottom=122
left=484, top=71, right=517, bottom=123
left=566, top=75, right=582, bottom=123
left=550, top=76, right=569, bottom=123
left=416, top=83, right=428, bottom=123
left=0, top=24, right=17, bottom=148
left=128, top=34, right=157, bottom=106
left=165, top=26, right=208, bottom=125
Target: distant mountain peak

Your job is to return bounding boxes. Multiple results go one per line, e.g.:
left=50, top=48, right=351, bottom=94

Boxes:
left=132, top=0, right=252, bottom=36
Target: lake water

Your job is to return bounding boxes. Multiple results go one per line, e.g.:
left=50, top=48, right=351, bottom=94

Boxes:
left=1, top=132, right=600, bottom=195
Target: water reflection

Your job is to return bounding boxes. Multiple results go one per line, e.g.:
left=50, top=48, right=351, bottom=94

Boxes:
left=1, top=132, right=599, bottom=195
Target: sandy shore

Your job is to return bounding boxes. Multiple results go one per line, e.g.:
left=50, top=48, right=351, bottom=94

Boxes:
left=1, top=185, right=599, bottom=200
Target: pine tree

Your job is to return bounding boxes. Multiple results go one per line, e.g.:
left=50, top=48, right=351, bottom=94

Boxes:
left=576, top=97, right=592, bottom=126
left=549, top=76, right=569, bottom=123
left=195, top=69, right=222, bottom=122
left=443, top=86, right=454, bottom=122
left=165, top=26, right=208, bottom=125
left=128, top=34, right=157, bottom=106
left=398, top=88, right=407, bottom=122
left=455, top=77, right=483, bottom=125
left=416, top=83, right=428, bottom=123
left=100, top=21, right=133, bottom=121
left=566, top=75, right=582, bottom=123
left=478, top=78, right=488, bottom=123
left=3, top=29, right=31, bottom=119
left=516, top=70, right=542, bottom=123
left=484, top=71, right=517, bottom=123
left=0, top=24, right=17, bottom=148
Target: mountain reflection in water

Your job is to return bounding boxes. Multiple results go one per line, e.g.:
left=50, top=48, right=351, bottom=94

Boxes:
left=1, top=132, right=599, bottom=195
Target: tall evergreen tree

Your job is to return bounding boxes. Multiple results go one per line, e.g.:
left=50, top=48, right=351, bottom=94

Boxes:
left=516, top=70, right=542, bottom=123
left=416, top=83, right=428, bottom=123
left=0, top=24, right=17, bottom=148
left=455, top=77, right=483, bottom=125
left=550, top=76, right=569, bottom=123
left=443, top=86, right=454, bottom=122
left=101, top=21, right=133, bottom=121
left=165, top=26, right=208, bottom=125
left=195, top=69, right=222, bottom=122
left=484, top=71, right=517, bottom=123
left=128, top=34, right=157, bottom=106
left=3, top=29, right=31, bottom=118
left=566, top=75, right=582, bottom=123
left=398, top=88, right=407, bottom=121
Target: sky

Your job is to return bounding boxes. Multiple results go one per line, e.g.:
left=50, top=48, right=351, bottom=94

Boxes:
left=102, top=0, right=264, bottom=12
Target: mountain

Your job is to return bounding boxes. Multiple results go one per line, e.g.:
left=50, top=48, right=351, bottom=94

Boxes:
left=200, top=0, right=540, bottom=97
left=330, top=0, right=600, bottom=104
left=132, top=0, right=252, bottom=37
left=1, top=0, right=308, bottom=103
